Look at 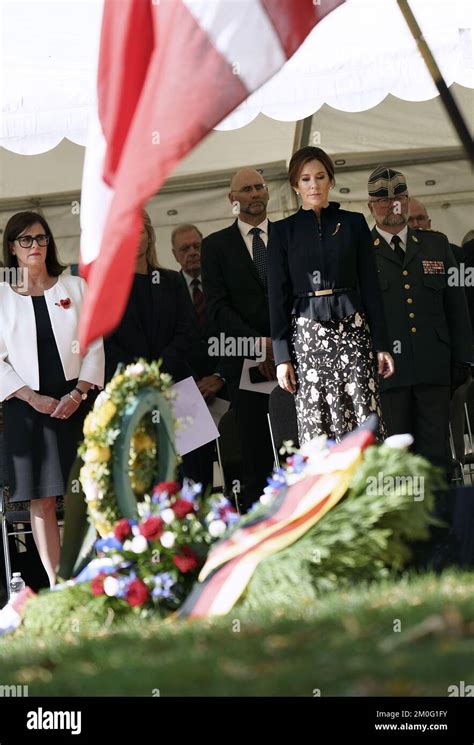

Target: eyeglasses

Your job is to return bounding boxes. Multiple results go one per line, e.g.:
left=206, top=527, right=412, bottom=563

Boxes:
left=369, top=195, right=409, bottom=207
left=15, top=234, right=50, bottom=248
left=234, top=183, right=267, bottom=193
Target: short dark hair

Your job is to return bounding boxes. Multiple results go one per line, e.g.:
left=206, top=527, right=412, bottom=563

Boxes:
left=3, top=211, right=66, bottom=276
left=288, top=147, right=335, bottom=188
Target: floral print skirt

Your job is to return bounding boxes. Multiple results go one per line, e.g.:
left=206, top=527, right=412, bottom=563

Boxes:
left=291, top=312, right=386, bottom=445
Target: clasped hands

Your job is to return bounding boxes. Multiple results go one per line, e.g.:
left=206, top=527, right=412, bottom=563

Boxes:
left=30, top=390, right=81, bottom=420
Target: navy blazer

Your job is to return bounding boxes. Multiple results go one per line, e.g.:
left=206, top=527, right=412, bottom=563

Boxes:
left=201, top=220, right=271, bottom=382
left=267, top=203, right=390, bottom=365
left=104, top=268, right=197, bottom=384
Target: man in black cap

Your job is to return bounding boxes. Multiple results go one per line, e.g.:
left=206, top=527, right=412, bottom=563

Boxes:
left=367, top=165, right=472, bottom=477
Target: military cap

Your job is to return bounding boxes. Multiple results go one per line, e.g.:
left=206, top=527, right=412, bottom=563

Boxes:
left=368, top=165, right=408, bottom=198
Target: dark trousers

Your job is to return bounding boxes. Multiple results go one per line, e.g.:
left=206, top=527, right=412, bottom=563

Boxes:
left=228, top=382, right=275, bottom=512
left=449, top=379, right=471, bottom=463
left=381, top=384, right=451, bottom=475
left=181, top=440, right=215, bottom=495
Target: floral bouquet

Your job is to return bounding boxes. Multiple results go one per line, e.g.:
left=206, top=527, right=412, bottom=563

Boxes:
left=86, top=479, right=239, bottom=613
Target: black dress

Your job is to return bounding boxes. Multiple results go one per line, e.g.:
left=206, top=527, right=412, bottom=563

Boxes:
left=3, top=296, right=89, bottom=502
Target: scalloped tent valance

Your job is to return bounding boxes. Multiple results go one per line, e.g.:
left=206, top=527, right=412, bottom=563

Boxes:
left=1, top=0, right=473, bottom=155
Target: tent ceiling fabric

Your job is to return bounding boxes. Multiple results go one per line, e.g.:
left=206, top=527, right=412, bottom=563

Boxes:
left=1, top=84, right=472, bottom=203
left=1, top=0, right=472, bottom=154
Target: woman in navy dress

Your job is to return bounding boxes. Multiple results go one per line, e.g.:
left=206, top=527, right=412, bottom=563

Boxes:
left=267, top=147, right=394, bottom=444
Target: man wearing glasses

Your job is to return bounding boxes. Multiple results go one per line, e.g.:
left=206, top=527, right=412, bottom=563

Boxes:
left=201, top=168, right=275, bottom=511
left=368, top=165, right=472, bottom=478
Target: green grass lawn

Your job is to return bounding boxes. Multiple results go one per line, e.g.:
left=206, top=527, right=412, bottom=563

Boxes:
left=1, top=570, right=473, bottom=697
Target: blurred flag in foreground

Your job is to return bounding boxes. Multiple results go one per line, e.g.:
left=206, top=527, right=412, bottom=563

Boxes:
left=79, top=0, right=345, bottom=350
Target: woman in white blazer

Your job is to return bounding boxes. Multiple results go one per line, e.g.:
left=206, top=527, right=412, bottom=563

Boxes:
left=1, top=211, right=104, bottom=587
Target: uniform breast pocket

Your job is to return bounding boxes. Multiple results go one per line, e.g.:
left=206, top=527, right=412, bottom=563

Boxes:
left=422, top=275, right=447, bottom=290
left=377, top=277, right=390, bottom=291
left=422, top=274, right=446, bottom=312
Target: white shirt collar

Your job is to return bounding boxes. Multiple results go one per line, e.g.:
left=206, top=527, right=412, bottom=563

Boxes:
left=238, top=217, right=268, bottom=238
left=376, top=224, right=408, bottom=248
left=183, top=271, right=201, bottom=288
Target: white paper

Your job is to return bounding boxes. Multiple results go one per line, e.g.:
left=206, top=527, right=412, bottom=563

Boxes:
left=239, top=359, right=278, bottom=395
left=170, top=377, right=220, bottom=456
left=207, top=396, right=230, bottom=428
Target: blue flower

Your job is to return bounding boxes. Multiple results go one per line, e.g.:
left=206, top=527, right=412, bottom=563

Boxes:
left=75, top=557, right=121, bottom=583
left=266, top=470, right=287, bottom=490
left=181, top=479, right=203, bottom=503
left=286, top=453, right=307, bottom=474
left=223, top=510, right=240, bottom=526
left=115, top=575, right=130, bottom=599
left=151, top=572, right=177, bottom=600
left=95, top=536, right=123, bottom=553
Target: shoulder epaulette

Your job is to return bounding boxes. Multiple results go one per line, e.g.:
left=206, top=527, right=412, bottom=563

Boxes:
left=415, top=227, right=447, bottom=237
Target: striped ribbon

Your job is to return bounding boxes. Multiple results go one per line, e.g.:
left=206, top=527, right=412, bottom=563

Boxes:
left=179, top=424, right=376, bottom=618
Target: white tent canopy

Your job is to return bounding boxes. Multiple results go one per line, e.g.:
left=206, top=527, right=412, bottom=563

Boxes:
left=0, top=0, right=473, bottom=266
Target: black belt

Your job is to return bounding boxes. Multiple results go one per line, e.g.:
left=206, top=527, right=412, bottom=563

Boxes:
left=294, top=287, right=355, bottom=298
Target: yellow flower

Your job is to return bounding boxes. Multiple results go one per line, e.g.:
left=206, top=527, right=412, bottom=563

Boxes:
left=131, top=479, right=147, bottom=495
left=84, top=445, right=111, bottom=463
left=96, top=400, right=117, bottom=429
left=131, top=432, right=155, bottom=452
left=83, top=413, right=97, bottom=436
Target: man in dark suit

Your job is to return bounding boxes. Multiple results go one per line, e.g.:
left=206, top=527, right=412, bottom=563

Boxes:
left=368, top=165, right=472, bottom=476
left=171, top=223, right=226, bottom=400
left=171, top=223, right=228, bottom=493
left=201, top=168, right=276, bottom=511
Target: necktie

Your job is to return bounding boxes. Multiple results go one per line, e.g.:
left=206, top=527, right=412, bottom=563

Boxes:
left=249, top=227, right=267, bottom=289
left=391, top=234, right=405, bottom=263
left=191, top=278, right=205, bottom=326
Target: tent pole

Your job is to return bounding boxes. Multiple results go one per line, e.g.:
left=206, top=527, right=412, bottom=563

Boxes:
left=397, top=0, right=473, bottom=164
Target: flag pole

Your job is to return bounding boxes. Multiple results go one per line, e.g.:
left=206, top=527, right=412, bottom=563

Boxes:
left=397, top=0, right=473, bottom=164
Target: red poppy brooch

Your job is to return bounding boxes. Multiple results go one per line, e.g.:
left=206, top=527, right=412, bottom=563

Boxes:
left=55, top=298, right=72, bottom=309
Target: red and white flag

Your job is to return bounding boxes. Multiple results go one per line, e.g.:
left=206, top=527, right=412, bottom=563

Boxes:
left=79, top=0, right=344, bottom=351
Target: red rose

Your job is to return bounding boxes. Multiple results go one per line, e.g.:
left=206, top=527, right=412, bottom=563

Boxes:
left=126, top=578, right=149, bottom=607
left=139, top=516, right=164, bottom=541
left=173, top=546, right=199, bottom=574
left=172, top=499, right=195, bottom=519
left=91, top=572, right=107, bottom=596
left=152, top=480, right=180, bottom=497
left=114, top=518, right=132, bottom=542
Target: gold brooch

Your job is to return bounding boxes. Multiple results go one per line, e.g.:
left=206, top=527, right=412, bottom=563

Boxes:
left=412, top=235, right=419, bottom=243
left=374, top=238, right=380, bottom=246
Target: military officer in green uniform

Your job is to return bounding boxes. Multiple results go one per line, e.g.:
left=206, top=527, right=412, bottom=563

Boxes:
left=367, top=165, right=472, bottom=477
